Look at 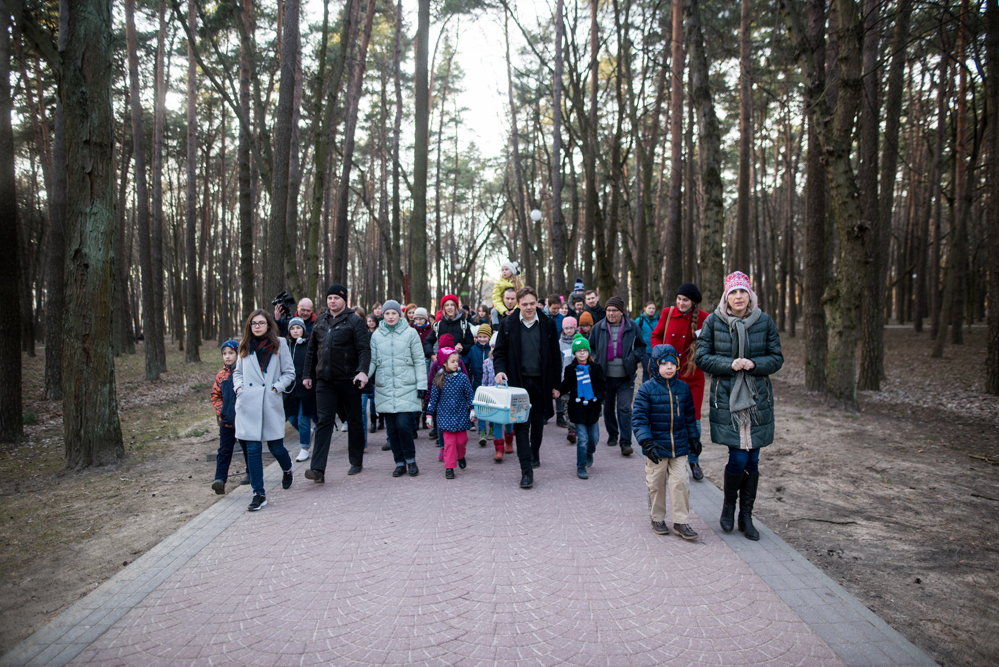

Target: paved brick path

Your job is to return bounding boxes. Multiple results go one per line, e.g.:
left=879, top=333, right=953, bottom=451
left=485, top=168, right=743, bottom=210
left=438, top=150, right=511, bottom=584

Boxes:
left=3, top=425, right=936, bottom=667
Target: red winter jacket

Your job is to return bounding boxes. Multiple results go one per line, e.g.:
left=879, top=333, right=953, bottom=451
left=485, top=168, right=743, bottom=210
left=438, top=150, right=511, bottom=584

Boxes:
left=650, top=306, right=709, bottom=419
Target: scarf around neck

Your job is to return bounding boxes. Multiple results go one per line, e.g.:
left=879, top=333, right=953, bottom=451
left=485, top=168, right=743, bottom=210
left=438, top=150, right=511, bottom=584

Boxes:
left=713, top=306, right=763, bottom=449
left=604, top=319, right=625, bottom=363
left=251, top=336, right=276, bottom=373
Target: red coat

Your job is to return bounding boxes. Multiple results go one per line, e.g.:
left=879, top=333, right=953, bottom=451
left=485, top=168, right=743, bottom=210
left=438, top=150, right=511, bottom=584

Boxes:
left=650, top=306, right=709, bottom=419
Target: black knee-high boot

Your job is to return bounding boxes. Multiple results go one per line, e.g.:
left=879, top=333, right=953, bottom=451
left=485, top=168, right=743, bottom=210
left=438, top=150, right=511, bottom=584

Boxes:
left=738, top=472, right=760, bottom=540
left=720, top=471, right=741, bottom=533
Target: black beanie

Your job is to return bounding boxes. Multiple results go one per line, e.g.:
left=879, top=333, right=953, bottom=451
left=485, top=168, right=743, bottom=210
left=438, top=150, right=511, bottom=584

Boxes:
left=326, top=283, right=348, bottom=300
left=605, top=296, right=626, bottom=312
left=676, top=282, right=702, bottom=304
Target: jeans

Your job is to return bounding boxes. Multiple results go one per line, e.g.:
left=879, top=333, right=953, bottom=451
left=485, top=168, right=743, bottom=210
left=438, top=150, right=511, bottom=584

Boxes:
left=243, top=438, right=293, bottom=496
left=514, top=377, right=545, bottom=472
left=604, top=375, right=635, bottom=447
left=286, top=402, right=315, bottom=448
left=361, top=392, right=376, bottom=446
left=688, top=421, right=703, bottom=463
left=492, top=421, right=514, bottom=439
left=726, top=447, right=760, bottom=476
left=311, top=378, right=365, bottom=472
left=213, top=425, right=247, bottom=482
left=641, top=353, right=653, bottom=384
left=574, top=422, right=599, bottom=469
left=384, top=412, right=416, bottom=465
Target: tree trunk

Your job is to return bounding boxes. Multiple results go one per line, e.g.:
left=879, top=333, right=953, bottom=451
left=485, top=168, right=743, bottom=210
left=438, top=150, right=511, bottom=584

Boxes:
left=410, top=0, right=430, bottom=309
left=114, top=105, right=134, bottom=356
left=504, top=13, right=534, bottom=289
left=950, top=0, right=970, bottom=346
left=685, top=0, right=724, bottom=307
left=583, top=0, right=601, bottom=292
left=285, top=33, right=304, bottom=300
left=238, top=0, right=254, bottom=324
left=185, top=0, right=200, bottom=362
left=60, top=0, right=124, bottom=466
left=0, top=19, right=23, bottom=441
left=735, top=0, right=752, bottom=272
left=125, top=0, right=159, bottom=379
left=986, top=0, right=999, bottom=395
left=804, top=0, right=827, bottom=392
left=331, top=0, right=376, bottom=285
left=664, top=0, right=684, bottom=293
left=150, top=0, right=167, bottom=373
left=391, top=0, right=403, bottom=298
left=550, top=0, right=566, bottom=295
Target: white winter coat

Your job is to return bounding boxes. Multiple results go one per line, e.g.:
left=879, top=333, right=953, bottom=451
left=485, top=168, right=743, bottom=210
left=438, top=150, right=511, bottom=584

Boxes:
left=233, top=338, right=296, bottom=442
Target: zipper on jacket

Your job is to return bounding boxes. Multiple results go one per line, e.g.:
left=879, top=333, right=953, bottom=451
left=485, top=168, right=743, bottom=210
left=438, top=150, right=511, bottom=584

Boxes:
left=668, top=383, right=675, bottom=457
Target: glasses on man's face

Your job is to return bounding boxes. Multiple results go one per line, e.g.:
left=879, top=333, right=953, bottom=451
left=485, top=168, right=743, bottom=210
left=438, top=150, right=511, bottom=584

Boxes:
left=251, top=321, right=268, bottom=328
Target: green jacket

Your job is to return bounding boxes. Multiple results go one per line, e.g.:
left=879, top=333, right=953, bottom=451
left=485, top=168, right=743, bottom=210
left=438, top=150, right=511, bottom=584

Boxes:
left=695, top=310, right=782, bottom=449
left=368, top=319, right=427, bottom=414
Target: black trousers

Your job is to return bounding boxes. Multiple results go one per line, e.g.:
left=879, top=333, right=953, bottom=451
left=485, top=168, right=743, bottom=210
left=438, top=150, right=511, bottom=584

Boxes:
left=514, top=377, right=545, bottom=473
left=311, top=378, right=365, bottom=472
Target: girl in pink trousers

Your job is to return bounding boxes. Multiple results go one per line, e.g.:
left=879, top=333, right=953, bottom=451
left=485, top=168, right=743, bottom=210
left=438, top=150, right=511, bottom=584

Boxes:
left=427, top=347, right=476, bottom=479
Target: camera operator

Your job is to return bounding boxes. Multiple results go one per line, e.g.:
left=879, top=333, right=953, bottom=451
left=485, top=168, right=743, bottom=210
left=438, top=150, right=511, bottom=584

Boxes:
left=274, top=295, right=316, bottom=337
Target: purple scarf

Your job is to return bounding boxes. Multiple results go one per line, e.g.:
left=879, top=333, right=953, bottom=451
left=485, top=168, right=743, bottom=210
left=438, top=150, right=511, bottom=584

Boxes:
left=605, top=320, right=624, bottom=363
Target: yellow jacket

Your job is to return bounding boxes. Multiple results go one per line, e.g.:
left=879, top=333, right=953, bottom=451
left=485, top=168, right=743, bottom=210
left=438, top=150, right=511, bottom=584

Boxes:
left=492, top=277, right=516, bottom=315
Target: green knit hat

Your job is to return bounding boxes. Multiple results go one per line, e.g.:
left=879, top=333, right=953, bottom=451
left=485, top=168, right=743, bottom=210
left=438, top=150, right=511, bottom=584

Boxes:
left=571, top=334, right=590, bottom=354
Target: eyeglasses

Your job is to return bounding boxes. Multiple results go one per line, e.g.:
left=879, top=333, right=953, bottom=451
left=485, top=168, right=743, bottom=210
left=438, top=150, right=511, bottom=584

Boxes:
left=250, top=321, right=268, bottom=328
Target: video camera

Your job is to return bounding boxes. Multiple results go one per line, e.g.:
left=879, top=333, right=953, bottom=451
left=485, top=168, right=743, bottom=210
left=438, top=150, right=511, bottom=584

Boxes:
left=271, top=291, right=297, bottom=318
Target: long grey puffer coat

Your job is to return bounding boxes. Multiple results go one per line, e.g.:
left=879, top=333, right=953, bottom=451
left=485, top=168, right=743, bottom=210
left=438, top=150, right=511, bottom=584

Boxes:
left=368, top=319, right=427, bottom=414
left=694, top=310, right=782, bottom=449
left=233, top=338, right=296, bottom=442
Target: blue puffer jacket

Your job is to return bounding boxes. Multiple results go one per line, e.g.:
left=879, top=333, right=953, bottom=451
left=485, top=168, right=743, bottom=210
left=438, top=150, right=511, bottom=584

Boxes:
left=633, top=345, right=697, bottom=459
left=467, top=342, right=490, bottom=390
left=427, top=370, right=475, bottom=433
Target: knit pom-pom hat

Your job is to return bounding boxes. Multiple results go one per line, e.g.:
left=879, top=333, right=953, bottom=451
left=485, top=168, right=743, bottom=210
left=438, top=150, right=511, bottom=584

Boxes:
left=477, top=324, right=493, bottom=339
left=220, top=339, right=239, bottom=352
left=720, top=271, right=759, bottom=312
left=437, top=346, right=458, bottom=367
left=501, top=261, right=520, bottom=275
left=571, top=334, right=591, bottom=354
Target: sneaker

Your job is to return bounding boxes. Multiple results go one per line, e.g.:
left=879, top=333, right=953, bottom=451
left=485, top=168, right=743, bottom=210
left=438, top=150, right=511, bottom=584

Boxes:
left=520, top=472, right=533, bottom=489
left=479, top=433, right=487, bottom=446
left=347, top=465, right=362, bottom=475
left=621, top=446, right=633, bottom=457
left=296, top=449, right=310, bottom=462
left=673, top=523, right=699, bottom=540
left=340, top=422, right=348, bottom=432
left=240, top=474, right=250, bottom=485
left=211, top=479, right=225, bottom=495
left=445, top=468, right=455, bottom=479
left=567, top=432, right=576, bottom=444
left=408, top=462, right=419, bottom=476
left=382, top=443, right=392, bottom=451
left=438, top=450, right=444, bottom=462
left=577, top=467, right=588, bottom=479
left=304, top=468, right=325, bottom=483
left=392, top=465, right=406, bottom=477
left=458, top=458, right=467, bottom=469
left=282, top=469, right=293, bottom=489
left=248, top=494, right=267, bottom=511
left=651, top=520, right=670, bottom=535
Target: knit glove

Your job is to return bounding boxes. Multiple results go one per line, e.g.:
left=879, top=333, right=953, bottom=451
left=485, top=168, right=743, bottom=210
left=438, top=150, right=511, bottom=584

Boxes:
left=640, top=440, right=660, bottom=465
left=688, top=438, right=702, bottom=457
left=417, top=390, right=426, bottom=400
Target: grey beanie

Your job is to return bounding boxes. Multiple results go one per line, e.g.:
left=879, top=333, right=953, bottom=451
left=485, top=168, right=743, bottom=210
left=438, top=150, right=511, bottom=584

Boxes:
left=287, top=317, right=306, bottom=331
left=382, top=299, right=402, bottom=315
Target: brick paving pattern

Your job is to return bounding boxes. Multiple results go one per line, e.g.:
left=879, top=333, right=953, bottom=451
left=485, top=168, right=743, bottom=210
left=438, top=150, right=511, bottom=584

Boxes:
left=3, top=425, right=936, bottom=667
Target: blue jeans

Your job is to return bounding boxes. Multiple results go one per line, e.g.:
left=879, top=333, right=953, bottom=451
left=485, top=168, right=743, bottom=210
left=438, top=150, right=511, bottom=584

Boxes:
left=726, top=447, right=760, bottom=476
left=688, top=421, right=703, bottom=463
left=604, top=375, right=634, bottom=447
left=214, top=425, right=247, bottom=482
left=361, top=392, right=377, bottom=446
left=574, top=422, right=600, bottom=469
left=286, top=403, right=315, bottom=448
left=492, top=422, right=513, bottom=439
left=243, top=439, right=293, bottom=496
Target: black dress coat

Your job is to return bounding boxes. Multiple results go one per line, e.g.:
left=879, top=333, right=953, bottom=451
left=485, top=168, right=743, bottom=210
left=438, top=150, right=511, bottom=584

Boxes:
left=492, top=309, right=562, bottom=420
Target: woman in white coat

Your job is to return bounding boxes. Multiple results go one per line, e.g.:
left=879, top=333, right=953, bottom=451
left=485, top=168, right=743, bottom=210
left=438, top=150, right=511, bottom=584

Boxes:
left=234, top=309, right=297, bottom=511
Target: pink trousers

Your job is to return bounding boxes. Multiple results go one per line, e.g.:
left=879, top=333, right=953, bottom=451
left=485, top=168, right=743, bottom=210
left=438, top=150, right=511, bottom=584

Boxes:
left=442, top=431, right=468, bottom=468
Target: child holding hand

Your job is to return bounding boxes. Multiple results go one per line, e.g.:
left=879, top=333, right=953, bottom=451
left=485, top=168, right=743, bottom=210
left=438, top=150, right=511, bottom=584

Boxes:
left=560, top=335, right=606, bottom=479
left=633, top=344, right=699, bottom=540
left=427, top=347, right=476, bottom=479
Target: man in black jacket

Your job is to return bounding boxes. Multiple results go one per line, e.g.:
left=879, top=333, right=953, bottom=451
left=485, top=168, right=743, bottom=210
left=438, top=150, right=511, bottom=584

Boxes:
left=493, top=287, right=562, bottom=489
left=302, top=283, right=371, bottom=481
left=584, top=290, right=606, bottom=324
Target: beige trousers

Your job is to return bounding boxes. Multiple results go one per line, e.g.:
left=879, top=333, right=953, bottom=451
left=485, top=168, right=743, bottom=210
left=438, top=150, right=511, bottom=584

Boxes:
left=646, top=455, right=689, bottom=524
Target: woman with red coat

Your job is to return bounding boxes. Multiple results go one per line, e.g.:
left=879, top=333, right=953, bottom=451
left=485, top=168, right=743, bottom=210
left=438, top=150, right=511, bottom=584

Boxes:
left=650, top=282, right=709, bottom=481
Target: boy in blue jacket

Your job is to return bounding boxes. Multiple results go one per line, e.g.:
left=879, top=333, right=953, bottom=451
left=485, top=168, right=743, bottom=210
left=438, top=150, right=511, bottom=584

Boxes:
left=632, top=344, right=699, bottom=540
left=210, top=340, right=248, bottom=494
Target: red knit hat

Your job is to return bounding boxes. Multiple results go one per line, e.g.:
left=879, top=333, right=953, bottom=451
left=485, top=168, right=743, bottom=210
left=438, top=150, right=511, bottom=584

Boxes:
left=441, top=294, right=460, bottom=309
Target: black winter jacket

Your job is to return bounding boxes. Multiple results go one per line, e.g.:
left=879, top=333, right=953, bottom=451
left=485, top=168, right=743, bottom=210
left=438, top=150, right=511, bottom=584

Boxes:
left=304, top=309, right=371, bottom=382
left=694, top=310, right=782, bottom=449
left=284, top=336, right=317, bottom=417
left=560, top=360, right=606, bottom=425
left=492, top=309, right=561, bottom=420
left=423, top=314, right=475, bottom=359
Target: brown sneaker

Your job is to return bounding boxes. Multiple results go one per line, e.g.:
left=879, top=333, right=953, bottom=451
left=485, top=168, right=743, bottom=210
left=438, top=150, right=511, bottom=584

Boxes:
left=673, top=523, right=699, bottom=540
left=651, top=520, right=670, bottom=535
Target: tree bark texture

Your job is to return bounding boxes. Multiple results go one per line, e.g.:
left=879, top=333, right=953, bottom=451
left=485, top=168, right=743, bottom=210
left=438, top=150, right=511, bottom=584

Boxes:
left=185, top=0, right=200, bottom=362
left=150, top=0, right=166, bottom=373
left=664, top=0, right=684, bottom=295
left=735, top=0, right=752, bottom=273
left=804, top=0, right=827, bottom=392
left=410, top=0, right=430, bottom=309
left=550, top=0, right=566, bottom=295
left=238, top=0, right=253, bottom=323
left=987, top=0, right=999, bottom=394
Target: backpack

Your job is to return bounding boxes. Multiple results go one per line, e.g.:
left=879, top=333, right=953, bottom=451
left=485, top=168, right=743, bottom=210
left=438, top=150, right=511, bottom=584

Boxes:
left=433, top=317, right=468, bottom=338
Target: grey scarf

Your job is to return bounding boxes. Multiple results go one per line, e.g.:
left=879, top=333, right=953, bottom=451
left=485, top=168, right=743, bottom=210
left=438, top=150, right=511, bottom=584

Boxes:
left=714, top=306, right=763, bottom=449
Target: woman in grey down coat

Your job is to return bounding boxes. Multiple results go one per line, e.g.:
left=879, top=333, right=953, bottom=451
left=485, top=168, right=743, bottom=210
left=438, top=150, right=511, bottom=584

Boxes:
left=368, top=300, right=427, bottom=477
left=695, top=271, right=782, bottom=541
left=234, top=309, right=297, bottom=511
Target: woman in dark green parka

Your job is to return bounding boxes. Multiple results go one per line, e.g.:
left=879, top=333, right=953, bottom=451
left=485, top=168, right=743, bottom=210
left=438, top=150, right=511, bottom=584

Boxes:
left=695, top=271, right=782, bottom=541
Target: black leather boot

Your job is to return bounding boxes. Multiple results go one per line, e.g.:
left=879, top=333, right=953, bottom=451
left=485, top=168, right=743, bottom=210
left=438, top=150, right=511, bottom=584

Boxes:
left=720, top=471, right=741, bottom=533
left=738, top=471, right=760, bottom=540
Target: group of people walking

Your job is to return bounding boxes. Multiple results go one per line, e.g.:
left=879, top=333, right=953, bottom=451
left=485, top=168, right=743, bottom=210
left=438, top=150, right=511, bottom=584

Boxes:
left=208, top=265, right=782, bottom=544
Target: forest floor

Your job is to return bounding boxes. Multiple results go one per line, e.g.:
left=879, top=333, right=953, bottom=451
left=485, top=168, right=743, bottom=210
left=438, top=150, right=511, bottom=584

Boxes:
left=1, top=329, right=998, bottom=666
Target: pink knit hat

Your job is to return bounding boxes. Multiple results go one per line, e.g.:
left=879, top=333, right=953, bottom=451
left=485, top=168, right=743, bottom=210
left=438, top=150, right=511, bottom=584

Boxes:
left=437, top=346, right=458, bottom=367
left=562, top=316, right=578, bottom=330
left=721, top=271, right=758, bottom=310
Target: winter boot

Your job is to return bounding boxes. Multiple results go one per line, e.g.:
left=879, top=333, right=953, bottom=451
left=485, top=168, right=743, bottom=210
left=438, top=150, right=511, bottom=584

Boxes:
left=720, top=471, right=741, bottom=533
left=738, top=471, right=761, bottom=540
left=479, top=431, right=487, bottom=446
left=504, top=432, right=514, bottom=454
left=494, top=441, right=504, bottom=462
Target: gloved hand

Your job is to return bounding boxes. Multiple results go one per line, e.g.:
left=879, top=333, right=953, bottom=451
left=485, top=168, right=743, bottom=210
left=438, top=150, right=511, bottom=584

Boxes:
left=426, top=415, right=434, bottom=430
left=640, top=440, right=660, bottom=465
left=417, top=390, right=426, bottom=400
left=689, top=438, right=702, bottom=457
